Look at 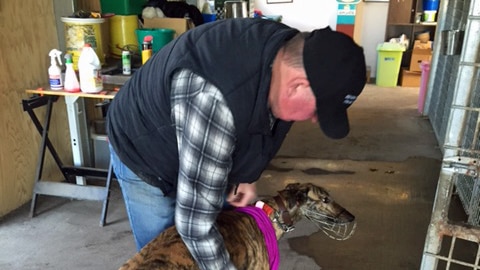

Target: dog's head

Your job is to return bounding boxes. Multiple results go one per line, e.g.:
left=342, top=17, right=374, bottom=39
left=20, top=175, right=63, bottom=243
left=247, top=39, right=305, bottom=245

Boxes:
left=280, top=182, right=356, bottom=240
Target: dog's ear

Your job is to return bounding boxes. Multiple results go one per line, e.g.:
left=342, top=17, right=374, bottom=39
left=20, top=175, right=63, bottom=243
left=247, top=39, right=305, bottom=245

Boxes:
left=285, top=184, right=309, bottom=208
left=285, top=183, right=300, bottom=208
left=285, top=183, right=300, bottom=190
left=295, top=186, right=310, bottom=205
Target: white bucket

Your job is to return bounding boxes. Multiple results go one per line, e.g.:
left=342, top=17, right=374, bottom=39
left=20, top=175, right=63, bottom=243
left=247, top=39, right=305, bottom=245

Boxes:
left=423, top=10, right=437, bottom=22
left=61, top=17, right=105, bottom=70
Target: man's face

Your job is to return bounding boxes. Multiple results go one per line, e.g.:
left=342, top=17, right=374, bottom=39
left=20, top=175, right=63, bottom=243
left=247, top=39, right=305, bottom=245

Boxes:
left=268, top=70, right=317, bottom=123
left=268, top=48, right=318, bottom=123
left=272, top=86, right=317, bottom=122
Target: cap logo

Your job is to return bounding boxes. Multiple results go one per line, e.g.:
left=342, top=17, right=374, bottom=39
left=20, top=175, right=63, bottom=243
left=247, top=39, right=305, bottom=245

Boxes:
left=343, top=94, right=357, bottom=105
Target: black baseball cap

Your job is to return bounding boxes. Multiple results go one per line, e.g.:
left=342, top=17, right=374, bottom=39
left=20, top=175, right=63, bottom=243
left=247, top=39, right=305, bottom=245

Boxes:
left=303, top=27, right=367, bottom=139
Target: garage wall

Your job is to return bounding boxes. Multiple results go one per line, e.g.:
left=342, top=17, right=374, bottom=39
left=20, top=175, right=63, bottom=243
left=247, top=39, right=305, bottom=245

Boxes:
left=0, top=1, right=72, bottom=217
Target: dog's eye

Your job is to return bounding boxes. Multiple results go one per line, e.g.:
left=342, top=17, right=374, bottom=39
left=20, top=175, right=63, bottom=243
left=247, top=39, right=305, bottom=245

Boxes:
left=322, top=197, right=330, bottom=203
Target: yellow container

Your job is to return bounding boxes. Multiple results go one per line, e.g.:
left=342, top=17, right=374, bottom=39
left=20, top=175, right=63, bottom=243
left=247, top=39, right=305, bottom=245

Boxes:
left=376, top=42, right=406, bottom=87
left=61, top=17, right=105, bottom=70
left=109, top=15, right=139, bottom=58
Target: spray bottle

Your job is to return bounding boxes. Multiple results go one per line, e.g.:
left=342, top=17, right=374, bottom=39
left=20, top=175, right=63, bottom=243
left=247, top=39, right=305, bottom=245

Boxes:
left=48, top=49, right=63, bottom=90
left=141, top=35, right=153, bottom=65
left=64, top=53, right=80, bottom=93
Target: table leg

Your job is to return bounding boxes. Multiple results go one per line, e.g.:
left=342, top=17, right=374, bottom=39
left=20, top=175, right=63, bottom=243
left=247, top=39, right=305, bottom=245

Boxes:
left=23, top=94, right=114, bottom=226
left=100, top=161, right=114, bottom=226
left=28, top=97, right=54, bottom=217
left=64, top=96, right=92, bottom=185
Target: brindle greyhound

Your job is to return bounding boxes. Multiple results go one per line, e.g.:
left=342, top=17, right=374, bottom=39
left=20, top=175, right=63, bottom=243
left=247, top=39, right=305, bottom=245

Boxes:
left=119, top=182, right=356, bottom=270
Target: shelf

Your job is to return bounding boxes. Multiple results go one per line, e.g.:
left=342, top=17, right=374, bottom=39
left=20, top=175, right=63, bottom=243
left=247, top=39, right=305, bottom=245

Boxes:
left=418, top=22, right=437, bottom=26
left=385, top=0, right=437, bottom=74
left=387, top=22, right=437, bottom=26
left=387, top=23, right=416, bottom=26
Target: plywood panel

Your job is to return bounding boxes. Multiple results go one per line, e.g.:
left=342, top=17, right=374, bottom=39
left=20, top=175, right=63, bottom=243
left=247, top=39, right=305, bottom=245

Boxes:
left=0, top=1, right=72, bottom=217
left=77, top=0, right=101, bottom=12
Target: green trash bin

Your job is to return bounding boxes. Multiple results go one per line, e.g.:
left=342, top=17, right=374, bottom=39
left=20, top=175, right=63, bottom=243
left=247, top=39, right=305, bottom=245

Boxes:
left=135, top=28, right=176, bottom=53
left=376, top=43, right=406, bottom=87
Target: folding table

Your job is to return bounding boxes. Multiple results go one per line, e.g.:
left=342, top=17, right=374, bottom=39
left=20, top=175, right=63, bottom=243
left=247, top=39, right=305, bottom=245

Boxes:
left=22, top=88, right=118, bottom=226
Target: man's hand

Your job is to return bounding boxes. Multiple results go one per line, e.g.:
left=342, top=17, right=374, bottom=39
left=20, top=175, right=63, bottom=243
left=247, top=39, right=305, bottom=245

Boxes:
left=227, top=183, right=257, bottom=207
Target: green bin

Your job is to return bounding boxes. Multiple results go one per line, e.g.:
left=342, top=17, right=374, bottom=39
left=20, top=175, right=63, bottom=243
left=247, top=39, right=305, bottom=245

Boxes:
left=100, top=0, right=147, bottom=15
left=376, top=43, right=406, bottom=87
left=135, top=28, right=175, bottom=53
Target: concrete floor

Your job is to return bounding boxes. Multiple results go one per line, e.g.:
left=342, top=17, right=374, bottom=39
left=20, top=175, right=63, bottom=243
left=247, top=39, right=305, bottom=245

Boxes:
left=0, top=84, right=448, bottom=270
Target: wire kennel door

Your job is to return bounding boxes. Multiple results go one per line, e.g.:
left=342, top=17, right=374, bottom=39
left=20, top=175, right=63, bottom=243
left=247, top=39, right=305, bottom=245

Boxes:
left=420, top=0, right=480, bottom=267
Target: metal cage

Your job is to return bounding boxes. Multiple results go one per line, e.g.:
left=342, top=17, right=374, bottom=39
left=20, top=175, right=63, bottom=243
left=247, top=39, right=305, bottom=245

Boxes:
left=421, top=0, right=480, bottom=268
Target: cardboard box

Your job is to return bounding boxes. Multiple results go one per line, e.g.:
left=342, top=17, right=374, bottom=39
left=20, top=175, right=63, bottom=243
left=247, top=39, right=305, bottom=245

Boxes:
left=410, top=40, right=433, bottom=72
left=413, top=40, right=432, bottom=50
left=410, top=50, right=432, bottom=72
left=143, top=18, right=195, bottom=38
left=400, top=68, right=421, bottom=87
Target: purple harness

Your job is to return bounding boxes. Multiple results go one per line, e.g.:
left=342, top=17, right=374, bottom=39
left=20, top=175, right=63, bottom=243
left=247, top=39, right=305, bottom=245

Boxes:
left=235, top=205, right=279, bottom=270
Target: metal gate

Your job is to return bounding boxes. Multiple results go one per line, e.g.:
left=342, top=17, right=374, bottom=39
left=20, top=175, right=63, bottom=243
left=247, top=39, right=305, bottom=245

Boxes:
left=421, top=0, right=480, bottom=268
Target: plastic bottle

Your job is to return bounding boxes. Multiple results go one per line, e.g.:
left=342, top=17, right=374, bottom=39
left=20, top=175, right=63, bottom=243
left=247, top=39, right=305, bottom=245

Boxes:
left=78, top=43, right=103, bottom=93
left=48, top=49, right=63, bottom=90
left=64, top=54, right=80, bottom=93
left=141, top=35, right=153, bottom=65
left=122, top=50, right=131, bottom=75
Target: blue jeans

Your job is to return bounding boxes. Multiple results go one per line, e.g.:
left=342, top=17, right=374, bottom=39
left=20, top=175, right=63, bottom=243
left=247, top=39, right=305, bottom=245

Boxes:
left=109, top=143, right=176, bottom=251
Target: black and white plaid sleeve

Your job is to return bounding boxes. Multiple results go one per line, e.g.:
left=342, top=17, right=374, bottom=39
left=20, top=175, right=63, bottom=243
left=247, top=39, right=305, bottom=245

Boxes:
left=171, top=69, right=237, bottom=270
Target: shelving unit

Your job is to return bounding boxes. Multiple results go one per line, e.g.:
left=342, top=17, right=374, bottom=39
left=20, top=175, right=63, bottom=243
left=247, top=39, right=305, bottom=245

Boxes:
left=385, top=0, right=437, bottom=68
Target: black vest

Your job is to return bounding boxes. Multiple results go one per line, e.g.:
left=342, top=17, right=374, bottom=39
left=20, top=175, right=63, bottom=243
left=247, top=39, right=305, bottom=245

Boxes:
left=107, top=18, right=298, bottom=193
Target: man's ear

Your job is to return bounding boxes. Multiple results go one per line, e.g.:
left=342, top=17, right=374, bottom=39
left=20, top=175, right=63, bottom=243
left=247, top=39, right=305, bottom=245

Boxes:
left=286, top=82, right=298, bottom=97
left=287, top=76, right=310, bottom=97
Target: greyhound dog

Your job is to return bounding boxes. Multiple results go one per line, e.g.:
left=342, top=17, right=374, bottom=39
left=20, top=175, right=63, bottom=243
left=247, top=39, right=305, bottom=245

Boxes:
left=119, top=182, right=356, bottom=270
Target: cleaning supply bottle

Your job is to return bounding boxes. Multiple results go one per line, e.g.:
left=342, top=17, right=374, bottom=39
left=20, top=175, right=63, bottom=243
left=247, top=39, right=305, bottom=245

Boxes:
left=64, top=54, right=80, bottom=93
left=122, top=50, right=131, bottom=75
left=141, top=35, right=153, bottom=65
left=48, top=49, right=63, bottom=90
left=78, top=43, right=103, bottom=93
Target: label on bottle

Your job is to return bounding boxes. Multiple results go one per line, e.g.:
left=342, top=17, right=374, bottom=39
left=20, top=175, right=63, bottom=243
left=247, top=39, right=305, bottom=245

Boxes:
left=93, top=68, right=103, bottom=87
left=78, top=46, right=103, bottom=93
left=141, top=49, right=152, bottom=65
left=122, top=51, right=131, bottom=75
left=49, top=75, right=63, bottom=90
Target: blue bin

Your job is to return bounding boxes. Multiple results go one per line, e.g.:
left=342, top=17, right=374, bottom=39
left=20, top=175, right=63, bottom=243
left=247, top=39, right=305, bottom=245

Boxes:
left=202, top=13, right=216, bottom=23
left=423, top=0, right=440, bottom=11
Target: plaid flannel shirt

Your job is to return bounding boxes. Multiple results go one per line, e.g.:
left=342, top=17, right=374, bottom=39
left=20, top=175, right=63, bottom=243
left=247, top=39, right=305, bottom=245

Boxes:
left=171, top=69, right=237, bottom=270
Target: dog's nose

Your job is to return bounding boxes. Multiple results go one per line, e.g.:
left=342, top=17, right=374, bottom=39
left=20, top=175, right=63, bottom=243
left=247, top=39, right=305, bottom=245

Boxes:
left=338, top=209, right=355, bottom=223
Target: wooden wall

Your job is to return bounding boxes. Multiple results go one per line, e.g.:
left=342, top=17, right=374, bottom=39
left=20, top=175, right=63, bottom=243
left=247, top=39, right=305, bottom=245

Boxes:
left=0, top=0, right=109, bottom=217
left=0, top=1, right=72, bottom=217
left=77, top=0, right=101, bottom=13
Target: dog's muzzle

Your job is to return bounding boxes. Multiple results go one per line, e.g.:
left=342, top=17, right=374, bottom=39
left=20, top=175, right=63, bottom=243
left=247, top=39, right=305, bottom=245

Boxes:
left=302, top=207, right=357, bottom=241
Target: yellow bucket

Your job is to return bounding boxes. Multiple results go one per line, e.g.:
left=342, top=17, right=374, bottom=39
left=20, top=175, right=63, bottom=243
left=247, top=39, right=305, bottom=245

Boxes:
left=61, top=17, right=105, bottom=70
left=109, top=15, right=139, bottom=58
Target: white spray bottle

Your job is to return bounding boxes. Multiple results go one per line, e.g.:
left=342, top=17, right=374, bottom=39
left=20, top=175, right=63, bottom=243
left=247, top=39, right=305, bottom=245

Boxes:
left=48, top=49, right=63, bottom=90
left=64, top=53, right=80, bottom=93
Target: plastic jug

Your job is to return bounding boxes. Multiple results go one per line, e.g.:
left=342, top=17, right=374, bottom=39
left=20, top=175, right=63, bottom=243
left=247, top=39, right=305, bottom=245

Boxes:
left=78, top=43, right=103, bottom=93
